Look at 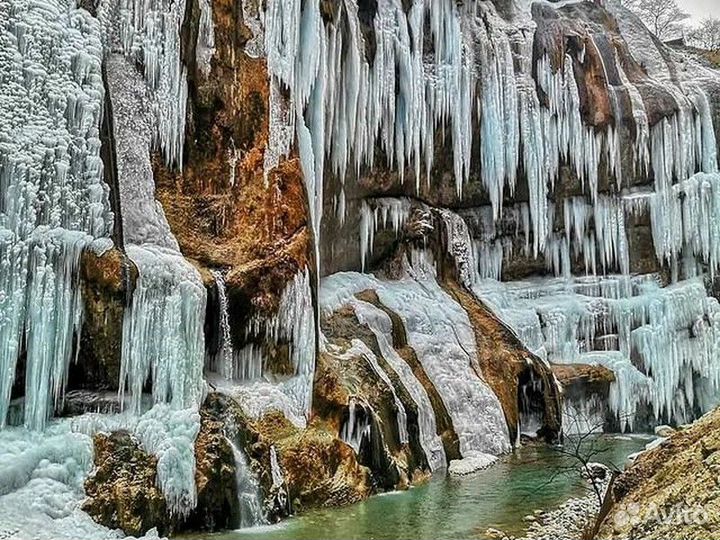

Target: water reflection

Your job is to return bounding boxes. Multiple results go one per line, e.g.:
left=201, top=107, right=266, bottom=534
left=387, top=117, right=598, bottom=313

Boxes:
left=194, top=436, right=650, bottom=540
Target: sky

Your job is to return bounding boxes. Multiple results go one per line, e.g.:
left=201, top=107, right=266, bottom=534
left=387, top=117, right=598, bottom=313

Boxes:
left=681, top=0, right=720, bottom=25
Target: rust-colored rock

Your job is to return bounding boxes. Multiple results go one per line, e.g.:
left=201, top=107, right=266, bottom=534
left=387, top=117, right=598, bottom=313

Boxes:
left=155, top=0, right=312, bottom=331
left=552, top=363, right=615, bottom=392
left=443, top=279, right=562, bottom=443
left=84, top=395, right=242, bottom=537
left=249, top=411, right=373, bottom=512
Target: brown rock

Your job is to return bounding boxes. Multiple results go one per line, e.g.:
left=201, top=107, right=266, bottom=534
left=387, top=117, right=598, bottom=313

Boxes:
left=70, top=249, right=136, bottom=392
left=83, top=431, right=168, bottom=537
left=599, top=408, right=720, bottom=539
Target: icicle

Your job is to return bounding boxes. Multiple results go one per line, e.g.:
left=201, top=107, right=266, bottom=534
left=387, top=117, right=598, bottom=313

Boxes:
left=471, top=274, right=720, bottom=431
left=270, top=445, right=284, bottom=489
left=359, top=198, right=413, bottom=271
left=120, top=245, right=207, bottom=415
left=340, top=397, right=371, bottom=454
left=99, top=0, right=190, bottom=169
left=240, top=268, right=316, bottom=422
left=344, top=339, right=409, bottom=446
left=0, top=0, right=111, bottom=429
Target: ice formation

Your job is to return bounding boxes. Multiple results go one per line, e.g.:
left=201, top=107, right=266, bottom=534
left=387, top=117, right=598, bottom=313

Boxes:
left=99, top=0, right=189, bottom=169
left=0, top=0, right=112, bottom=430
left=210, top=268, right=316, bottom=428
left=269, top=445, right=284, bottom=489
left=473, top=275, right=720, bottom=430
left=360, top=198, right=414, bottom=271
left=106, top=45, right=206, bottom=420
left=120, top=245, right=207, bottom=415
left=73, top=405, right=201, bottom=517
left=100, top=15, right=208, bottom=427
left=322, top=271, right=511, bottom=457
left=448, top=453, right=498, bottom=476
left=339, top=397, right=372, bottom=454
left=351, top=299, right=447, bottom=471
left=0, top=405, right=200, bottom=538
left=208, top=270, right=234, bottom=380
left=562, top=394, right=606, bottom=436
left=244, top=268, right=316, bottom=419
left=341, top=339, right=409, bottom=446
left=196, top=0, right=216, bottom=78
left=104, top=53, right=179, bottom=250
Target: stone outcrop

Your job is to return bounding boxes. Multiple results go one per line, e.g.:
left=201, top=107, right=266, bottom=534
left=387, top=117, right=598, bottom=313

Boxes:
left=154, top=0, right=313, bottom=334
left=553, top=364, right=616, bottom=402
left=72, top=249, right=136, bottom=393
left=84, top=395, right=241, bottom=536
left=599, top=408, right=720, bottom=539
left=318, top=307, right=432, bottom=487
left=83, top=430, right=168, bottom=537
left=243, top=410, right=373, bottom=512
left=444, top=279, right=562, bottom=442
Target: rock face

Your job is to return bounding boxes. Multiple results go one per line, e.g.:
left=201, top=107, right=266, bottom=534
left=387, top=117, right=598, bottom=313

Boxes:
left=4, top=0, right=720, bottom=537
left=154, top=0, right=312, bottom=330
left=83, top=396, right=242, bottom=537
left=83, top=431, right=168, bottom=537
left=444, top=279, right=562, bottom=442
left=72, top=249, right=136, bottom=393
left=248, top=412, right=373, bottom=511
left=599, top=408, right=720, bottom=539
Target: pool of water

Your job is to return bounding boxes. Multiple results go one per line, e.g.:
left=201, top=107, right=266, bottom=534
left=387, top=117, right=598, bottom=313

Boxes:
left=192, top=435, right=651, bottom=540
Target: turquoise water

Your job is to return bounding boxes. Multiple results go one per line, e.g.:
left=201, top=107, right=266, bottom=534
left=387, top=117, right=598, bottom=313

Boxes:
left=194, top=435, right=650, bottom=540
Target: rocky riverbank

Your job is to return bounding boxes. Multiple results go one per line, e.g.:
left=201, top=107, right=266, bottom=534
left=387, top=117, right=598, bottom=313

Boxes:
left=492, top=466, right=612, bottom=540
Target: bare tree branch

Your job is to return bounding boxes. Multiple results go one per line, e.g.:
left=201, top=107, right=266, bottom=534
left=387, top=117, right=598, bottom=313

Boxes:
left=622, top=0, right=691, bottom=41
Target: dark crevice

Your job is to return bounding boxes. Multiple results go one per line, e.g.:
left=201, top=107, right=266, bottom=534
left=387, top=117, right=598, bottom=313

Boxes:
left=100, top=58, right=125, bottom=251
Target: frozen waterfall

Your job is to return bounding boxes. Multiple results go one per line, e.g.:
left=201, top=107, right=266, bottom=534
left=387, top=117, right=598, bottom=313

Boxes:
left=322, top=271, right=511, bottom=457
left=0, top=0, right=112, bottom=430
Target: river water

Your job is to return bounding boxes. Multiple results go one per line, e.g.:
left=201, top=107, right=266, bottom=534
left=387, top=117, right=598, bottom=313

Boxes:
left=196, top=435, right=651, bottom=540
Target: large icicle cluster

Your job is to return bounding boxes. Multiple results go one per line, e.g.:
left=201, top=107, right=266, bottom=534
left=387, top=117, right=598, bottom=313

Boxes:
left=98, top=0, right=188, bottom=169
left=0, top=0, right=112, bottom=430
left=120, top=246, right=206, bottom=414
left=473, top=275, right=720, bottom=430
left=106, top=50, right=207, bottom=416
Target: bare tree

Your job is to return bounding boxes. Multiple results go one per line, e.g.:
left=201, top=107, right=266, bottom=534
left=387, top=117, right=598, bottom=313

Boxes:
left=526, top=408, right=634, bottom=539
left=688, top=18, right=720, bottom=51
left=622, top=0, right=691, bottom=41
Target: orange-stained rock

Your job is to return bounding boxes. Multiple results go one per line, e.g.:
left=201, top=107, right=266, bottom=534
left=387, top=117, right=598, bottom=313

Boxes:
left=154, top=0, right=312, bottom=326
left=552, top=363, right=616, bottom=391
left=83, top=431, right=168, bottom=537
